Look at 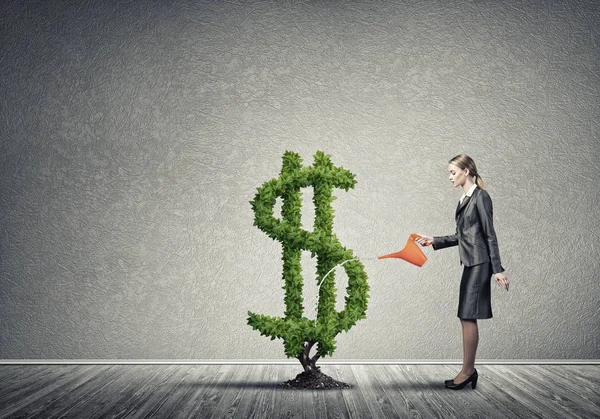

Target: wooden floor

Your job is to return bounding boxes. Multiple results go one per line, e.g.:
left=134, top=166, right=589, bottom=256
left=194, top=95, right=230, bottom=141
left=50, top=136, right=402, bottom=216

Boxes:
left=0, top=364, right=599, bottom=418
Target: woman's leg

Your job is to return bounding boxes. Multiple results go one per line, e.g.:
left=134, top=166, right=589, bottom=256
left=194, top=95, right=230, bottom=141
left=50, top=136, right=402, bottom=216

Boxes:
left=455, top=319, right=478, bottom=382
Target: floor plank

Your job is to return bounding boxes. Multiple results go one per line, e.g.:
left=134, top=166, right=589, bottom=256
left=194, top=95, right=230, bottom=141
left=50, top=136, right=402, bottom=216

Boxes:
left=0, top=365, right=50, bottom=388
left=332, top=364, right=372, bottom=419
left=17, top=365, right=112, bottom=419
left=0, top=365, right=78, bottom=408
left=352, top=364, right=403, bottom=418
left=125, top=364, right=197, bottom=419
left=516, top=365, right=600, bottom=418
left=274, top=364, right=302, bottom=419
left=397, top=364, right=462, bottom=418
left=59, top=365, right=147, bottom=418
left=494, top=365, right=589, bottom=419
left=87, top=365, right=173, bottom=419
left=0, top=365, right=90, bottom=419
left=543, top=365, right=600, bottom=400
left=173, top=364, right=230, bottom=418
left=380, top=364, right=440, bottom=418
left=243, top=364, right=280, bottom=419
left=113, top=365, right=183, bottom=418
left=229, top=364, right=266, bottom=419
left=321, top=365, right=351, bottom=419
left=208, top=364, right=253, bottom=419
left=151, top=365, right=206, bottom=418
left=569, top=365, right=600, bottom=387
left=373, top=364, right=425, bottom=418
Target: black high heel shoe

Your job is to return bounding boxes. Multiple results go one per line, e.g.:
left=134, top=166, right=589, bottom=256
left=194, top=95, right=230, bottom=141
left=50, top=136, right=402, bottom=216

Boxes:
left=445, top=369, right=478, bottom=390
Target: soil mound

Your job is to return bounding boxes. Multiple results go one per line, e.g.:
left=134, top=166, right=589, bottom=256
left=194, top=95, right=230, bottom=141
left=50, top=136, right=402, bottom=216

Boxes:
left=280, top=370, right=352, bottom=389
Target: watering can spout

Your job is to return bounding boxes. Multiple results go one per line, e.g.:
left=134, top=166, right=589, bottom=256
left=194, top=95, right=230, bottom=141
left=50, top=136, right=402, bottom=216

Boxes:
left=378, top=233, right=429, bottom=267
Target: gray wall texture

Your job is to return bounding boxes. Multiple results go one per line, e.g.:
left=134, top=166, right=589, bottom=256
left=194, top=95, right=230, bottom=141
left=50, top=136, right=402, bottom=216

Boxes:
left=1, top=0, right=599, bottom=360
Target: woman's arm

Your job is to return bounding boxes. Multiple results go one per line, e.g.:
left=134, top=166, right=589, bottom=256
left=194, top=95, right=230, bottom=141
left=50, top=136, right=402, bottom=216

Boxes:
left=431, top=230, right=458, bottom=250
left=475, top=190, right=504, bottom=274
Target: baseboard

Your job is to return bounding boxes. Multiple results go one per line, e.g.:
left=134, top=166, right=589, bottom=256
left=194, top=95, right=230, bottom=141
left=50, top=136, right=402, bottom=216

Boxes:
left=1, top=359, right=599, bottom=365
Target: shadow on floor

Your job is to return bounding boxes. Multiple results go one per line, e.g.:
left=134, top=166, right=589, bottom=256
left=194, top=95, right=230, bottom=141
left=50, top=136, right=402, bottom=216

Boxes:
left=178, top=380, right=444, bottom=391
left=178, top=381, right=349, bottom=390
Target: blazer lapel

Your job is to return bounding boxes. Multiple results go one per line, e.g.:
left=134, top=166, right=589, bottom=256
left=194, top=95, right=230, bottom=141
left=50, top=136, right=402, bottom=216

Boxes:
left=455, top=187, right=481, bottom=220
left=455, top=193, right=472, bottom=221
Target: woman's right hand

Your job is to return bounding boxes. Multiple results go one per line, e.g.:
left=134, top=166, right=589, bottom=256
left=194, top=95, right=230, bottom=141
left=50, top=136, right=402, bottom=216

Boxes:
left=415, top=234, right=433, bottom=246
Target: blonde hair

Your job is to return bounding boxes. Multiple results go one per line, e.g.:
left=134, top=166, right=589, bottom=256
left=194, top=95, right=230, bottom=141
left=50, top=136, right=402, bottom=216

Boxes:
left=449, top=154, right=485, bottom=190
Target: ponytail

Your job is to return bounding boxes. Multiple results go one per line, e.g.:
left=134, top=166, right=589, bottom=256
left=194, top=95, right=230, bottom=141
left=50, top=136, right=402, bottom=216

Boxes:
left=475, top=174, right=485, bottom=190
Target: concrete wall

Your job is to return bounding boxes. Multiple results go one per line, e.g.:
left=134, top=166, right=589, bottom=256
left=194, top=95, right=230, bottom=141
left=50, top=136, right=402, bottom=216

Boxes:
left=1, top=0, right=598, bottom=360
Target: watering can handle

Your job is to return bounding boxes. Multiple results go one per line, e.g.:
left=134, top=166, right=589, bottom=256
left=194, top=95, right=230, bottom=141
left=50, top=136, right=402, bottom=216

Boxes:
left=410, top=233, right=431, bottom=246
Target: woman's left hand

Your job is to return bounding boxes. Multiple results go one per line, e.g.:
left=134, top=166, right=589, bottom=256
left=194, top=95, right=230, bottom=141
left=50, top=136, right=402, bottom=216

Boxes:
left=493, top=272, right=509, bottom=291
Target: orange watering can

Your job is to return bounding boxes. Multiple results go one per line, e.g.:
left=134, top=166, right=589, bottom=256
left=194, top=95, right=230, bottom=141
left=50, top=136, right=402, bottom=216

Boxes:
left=378, top=233, right=430, bottom=267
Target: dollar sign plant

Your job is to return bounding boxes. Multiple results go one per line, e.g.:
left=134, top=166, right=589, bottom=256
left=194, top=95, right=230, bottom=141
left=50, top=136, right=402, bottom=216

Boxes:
left=247, top=150, right=370, bottom=375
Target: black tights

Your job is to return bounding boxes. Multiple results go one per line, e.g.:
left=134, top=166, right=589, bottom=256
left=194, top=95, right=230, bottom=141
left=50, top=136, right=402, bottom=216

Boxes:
left=459, top=318, right=478, bottom=376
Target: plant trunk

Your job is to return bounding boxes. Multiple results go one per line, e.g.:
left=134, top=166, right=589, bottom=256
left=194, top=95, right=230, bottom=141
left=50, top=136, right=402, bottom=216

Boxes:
left=297, top=340, right=321, bottom=373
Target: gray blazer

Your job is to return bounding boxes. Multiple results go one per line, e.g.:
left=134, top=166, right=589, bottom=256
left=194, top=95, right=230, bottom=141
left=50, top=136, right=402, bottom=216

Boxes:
left=432, top=187, right=505, bottom=274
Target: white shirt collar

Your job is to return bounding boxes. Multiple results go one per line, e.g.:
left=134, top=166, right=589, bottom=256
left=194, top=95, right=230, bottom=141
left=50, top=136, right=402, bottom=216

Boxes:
left=460, top=183, right=477, bottom=204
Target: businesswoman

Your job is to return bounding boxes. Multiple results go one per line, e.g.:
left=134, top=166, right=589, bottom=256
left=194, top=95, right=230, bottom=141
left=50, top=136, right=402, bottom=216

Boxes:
left=415, top=154, right=509, bottom=390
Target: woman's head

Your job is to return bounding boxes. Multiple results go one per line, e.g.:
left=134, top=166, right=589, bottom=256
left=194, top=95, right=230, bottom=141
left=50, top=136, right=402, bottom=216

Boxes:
left=447, top=154, right=485, bottom=190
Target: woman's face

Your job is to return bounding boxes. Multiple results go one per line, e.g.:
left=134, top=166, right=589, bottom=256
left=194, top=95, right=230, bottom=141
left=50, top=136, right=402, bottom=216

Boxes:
left=448, top=163, right=469, bottom=188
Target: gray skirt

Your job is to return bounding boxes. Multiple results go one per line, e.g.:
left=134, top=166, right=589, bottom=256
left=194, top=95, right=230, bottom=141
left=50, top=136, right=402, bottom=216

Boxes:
left=458, top=262, right=493, bottom=320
